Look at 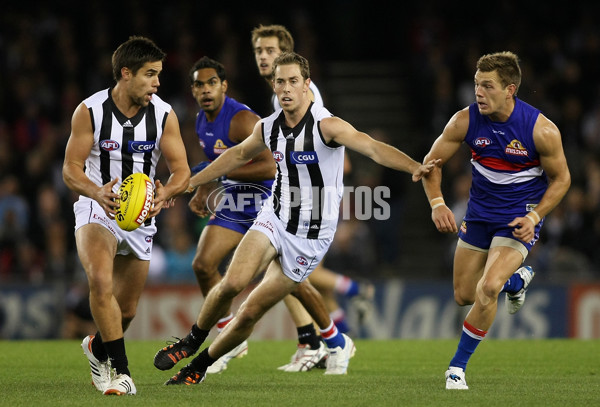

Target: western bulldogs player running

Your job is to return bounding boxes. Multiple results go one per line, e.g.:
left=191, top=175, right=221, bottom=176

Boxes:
left=162, top=52, right=437, bottom=385
left=63, top=36, right=190, bottom=395
left=421, top=51, right=570, bottom=389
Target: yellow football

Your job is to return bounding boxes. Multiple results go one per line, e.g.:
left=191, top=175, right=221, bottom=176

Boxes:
left=115, top=173, right=154, bottom=231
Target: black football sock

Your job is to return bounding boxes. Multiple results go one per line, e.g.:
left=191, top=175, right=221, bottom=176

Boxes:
left=189, top=323, right=210, bottom=349
left=297, top=323, right=321, bottom=349
left=92, top=331, right=109, bottom=362
left=190, top=348, right=217, bottom=372
left=103, top=337, right=130, bottom=376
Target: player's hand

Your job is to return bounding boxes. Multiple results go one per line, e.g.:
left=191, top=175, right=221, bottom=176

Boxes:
left=189, top=181, right=220, bottom=217
left=188, top=190, right=209, bottom=217
left=97, top=177, right=120, bottom=218
left=431, top=204, right=458, bottom=234
left=148, top=179, right=166, bottom=218
left=412, top=159, right=442, bottom=182
left=508, top=216, right=536, bottom=243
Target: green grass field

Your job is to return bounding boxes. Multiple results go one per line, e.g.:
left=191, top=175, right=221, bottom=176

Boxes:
left=1, top=339, right=598, bottom=406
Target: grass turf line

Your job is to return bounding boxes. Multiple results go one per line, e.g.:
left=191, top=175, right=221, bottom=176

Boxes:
left=0, top=339, right=597, bottom=406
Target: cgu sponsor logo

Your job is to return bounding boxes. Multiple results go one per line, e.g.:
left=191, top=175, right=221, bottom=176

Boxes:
left=129, top=140, right=156, bottom=153
left=100, top=140, right=120, bottom=151
left=290, top=151, right=318, bottom=164
left=135, top=180, right=154, bottom=225
left=474, top=137, right=492, bottom=147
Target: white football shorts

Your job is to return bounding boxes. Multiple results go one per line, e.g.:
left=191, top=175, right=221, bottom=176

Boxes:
left=250, top=207, right=333, bottom=283
left=73, top=196, right=156, bottom=260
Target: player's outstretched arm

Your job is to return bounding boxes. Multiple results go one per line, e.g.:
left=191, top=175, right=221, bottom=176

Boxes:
left=320, top=116, right=439, bottom=180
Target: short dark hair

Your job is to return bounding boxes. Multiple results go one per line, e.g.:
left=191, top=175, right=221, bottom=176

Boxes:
left=112, top=36, right=166, bottom=82
left=189, top=56, right=227, bottom=83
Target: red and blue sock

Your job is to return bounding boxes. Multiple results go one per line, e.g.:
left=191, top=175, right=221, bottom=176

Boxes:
left=320, top=321, right=345, bottom=349
left=449, top=320, right=487, bottom=371
left=335, top=276, right=359, bottom=298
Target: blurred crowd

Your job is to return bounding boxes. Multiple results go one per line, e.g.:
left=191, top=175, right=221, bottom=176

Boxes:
left=1, top=2, right=599, bottom=300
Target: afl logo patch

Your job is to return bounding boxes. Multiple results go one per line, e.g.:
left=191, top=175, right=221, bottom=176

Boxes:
left=100, top=140, right=120, bottom=151
left=474, top=137, right=492, bottom=147
left=296, top=256, right=309, bottom=266
left=273, top=151, right=284, bottom=162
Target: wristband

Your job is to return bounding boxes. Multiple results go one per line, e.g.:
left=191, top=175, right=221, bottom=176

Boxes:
left=430, top=197, right=445, bottom=210
left=526, top=210, right=541, bottom=225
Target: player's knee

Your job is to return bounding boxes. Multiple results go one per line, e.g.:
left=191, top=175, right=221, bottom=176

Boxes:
left=478, top=278, right=500, bottom=298
left=235, top=308, right=259, bottom=330
left=192, top=256, right=218, bottom=280
left=218, top=278, right=245, bottom=298
left=453, top=291, right=473, bottom=306
left=453, top=286, right=475, bottom=306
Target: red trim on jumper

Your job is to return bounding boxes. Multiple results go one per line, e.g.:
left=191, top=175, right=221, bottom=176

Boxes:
left=472, top=154, right=540, bottom=172
left=463, top=320, right=488, bottom=337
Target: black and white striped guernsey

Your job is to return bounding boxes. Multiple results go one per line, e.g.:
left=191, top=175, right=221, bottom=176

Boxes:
left=82, top=88, right=170, bottom=226
left=82, top=88, right=168, bottom=187
left=262, top=102, right=345, bottom=240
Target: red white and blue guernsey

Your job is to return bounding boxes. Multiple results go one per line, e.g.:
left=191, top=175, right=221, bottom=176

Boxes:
left=464, top=97, right=548, bottom=224
left=195, top=96, right=273, bottom=233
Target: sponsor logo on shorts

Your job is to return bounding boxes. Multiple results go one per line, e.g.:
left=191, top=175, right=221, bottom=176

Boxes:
left=92, top=213, right=117, bottom=234
left=460, top=221, right=467, bottom=234
left=291, top=268, right=301, bottom=275
left=145, top=235, right=153, bottom=243
left=254, top=220, right=274, bottom=233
